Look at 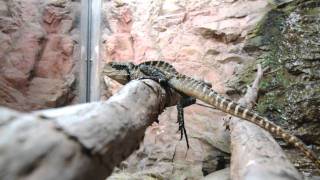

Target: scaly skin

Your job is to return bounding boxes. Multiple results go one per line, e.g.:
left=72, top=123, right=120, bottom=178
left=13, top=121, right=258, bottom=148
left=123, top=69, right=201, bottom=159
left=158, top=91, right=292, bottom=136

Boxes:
left=103, top=60, right=320, bottom=169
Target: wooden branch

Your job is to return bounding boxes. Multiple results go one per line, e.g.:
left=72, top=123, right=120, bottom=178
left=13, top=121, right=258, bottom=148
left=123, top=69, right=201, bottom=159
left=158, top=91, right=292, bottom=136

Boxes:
left=0, top=80, right=175, bottom=180
left=229, top=65, right=302, bottom=180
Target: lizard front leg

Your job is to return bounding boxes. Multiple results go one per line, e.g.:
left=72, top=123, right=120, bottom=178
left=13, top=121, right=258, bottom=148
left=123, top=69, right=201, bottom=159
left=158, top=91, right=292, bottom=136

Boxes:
left=177, top=96, right=196, bottom=149
left=139, top=64, right=196, bottom=148
left=138, top=64, right=175, bottom=103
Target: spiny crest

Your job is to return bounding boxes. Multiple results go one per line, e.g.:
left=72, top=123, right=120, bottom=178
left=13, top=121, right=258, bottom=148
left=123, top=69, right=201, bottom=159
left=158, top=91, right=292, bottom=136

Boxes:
left=109, top=62, right=135, bottom=70
left=141, top=61, right=177, bottom=74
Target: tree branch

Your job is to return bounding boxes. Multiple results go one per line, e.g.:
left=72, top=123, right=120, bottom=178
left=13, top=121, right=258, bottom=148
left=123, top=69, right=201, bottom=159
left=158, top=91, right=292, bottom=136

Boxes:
left=0, top=80, right=175, bottom=180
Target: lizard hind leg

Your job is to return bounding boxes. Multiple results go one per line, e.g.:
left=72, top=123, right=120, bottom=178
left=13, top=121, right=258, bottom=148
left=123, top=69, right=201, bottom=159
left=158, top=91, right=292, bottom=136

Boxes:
left=177, top=96, right=196, bottom=149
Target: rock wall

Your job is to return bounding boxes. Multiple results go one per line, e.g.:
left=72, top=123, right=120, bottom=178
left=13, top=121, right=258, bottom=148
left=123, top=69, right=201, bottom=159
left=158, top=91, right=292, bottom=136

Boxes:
left=231, top=0, right=320, bottom=174
left=1, top=0, right=317, bottom=178
left=0, top=0, right=80, bottom=111
left=102, top=0, right=273, bottom=179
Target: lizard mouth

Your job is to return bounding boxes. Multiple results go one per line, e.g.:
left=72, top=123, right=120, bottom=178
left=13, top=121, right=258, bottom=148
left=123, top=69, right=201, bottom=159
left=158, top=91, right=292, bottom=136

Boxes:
left=103, top=63, right=129, bottom=85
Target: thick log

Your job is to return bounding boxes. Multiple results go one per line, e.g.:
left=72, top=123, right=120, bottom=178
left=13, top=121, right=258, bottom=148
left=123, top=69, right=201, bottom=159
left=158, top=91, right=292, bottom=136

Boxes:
left=229, top=65, right=302, bottom=180
left=0, top=80, right=174, bottom=180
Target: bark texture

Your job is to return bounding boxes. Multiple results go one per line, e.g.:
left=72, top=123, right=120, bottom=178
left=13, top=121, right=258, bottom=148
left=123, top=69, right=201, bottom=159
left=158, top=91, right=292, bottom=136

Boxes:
left=229, top=65, right=302, bottom=180
left=0, top=79, right=173, bottom=180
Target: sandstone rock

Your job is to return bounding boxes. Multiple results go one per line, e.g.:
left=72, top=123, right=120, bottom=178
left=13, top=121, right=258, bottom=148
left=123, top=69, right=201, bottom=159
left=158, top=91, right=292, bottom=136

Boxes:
left=153, top=13, right=186, bottom=31
left=59, top=19, right=73, bottom=34
left=0, top=1, right=46, bottom=86
left=203, top=168, right=230, bottom=180
left=27, top=77, right=69, bottom=108
left=215, top=53, right=252, bottom=64
left=177, top=46, right=203, bottom=61
left=268, top=0, right=294, bottom=6
left=103, top=0, right=270, bottom=178
left=193, top=17, right=243, bottom=42
left=102, top=3, right=132, bottom=33
left=42, top=5, right=72, bottom=33
left=0, top=1, right=8, bottom=16
left=0, top=0, right=79, bottom=111
left=0, top=32, right=11, bottom=58
left=2, top=67, right=29, bottom=89
left=61, top=35, right=74, bottom=56
left=11, top=26, right=45, bottom=75
left=47, top=0, right=68, bottom=7
left=160, top=0, right=185, bottom=15
left=104, top=33, right=134, bottom=60
left=219, top=0, right=269, bottom=19
left=35, top=34, right=74, bottom=79
left=190, top=0, right=268, bottom=43
left=0, top=77, right=29, bottom=111
left=0, top=16, right=19, bottom=33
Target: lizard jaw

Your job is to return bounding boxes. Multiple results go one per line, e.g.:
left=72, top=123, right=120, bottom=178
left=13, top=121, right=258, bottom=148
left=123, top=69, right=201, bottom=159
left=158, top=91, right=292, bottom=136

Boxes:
left=103, top=62, right=130, bottom=85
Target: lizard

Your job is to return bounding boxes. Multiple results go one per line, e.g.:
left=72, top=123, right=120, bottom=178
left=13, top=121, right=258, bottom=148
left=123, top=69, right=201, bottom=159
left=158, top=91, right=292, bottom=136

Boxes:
left=103, top=60, right=320, bottom=169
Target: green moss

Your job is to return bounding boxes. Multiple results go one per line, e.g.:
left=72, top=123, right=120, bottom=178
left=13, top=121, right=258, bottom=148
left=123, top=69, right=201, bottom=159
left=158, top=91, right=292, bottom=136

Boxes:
left=240, top=0, right=320, bottom=131
left=266, top=0, right=294, bottom=7
left=245, top=9, right=286, bottom=51
left=304, top=7, right=320, bottom=15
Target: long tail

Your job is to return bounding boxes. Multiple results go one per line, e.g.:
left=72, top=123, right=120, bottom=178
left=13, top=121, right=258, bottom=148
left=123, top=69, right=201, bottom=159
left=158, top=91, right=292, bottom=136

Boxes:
left=213, top=92, right=320, bottom=169
left=170, top=75, right=320, bottom=168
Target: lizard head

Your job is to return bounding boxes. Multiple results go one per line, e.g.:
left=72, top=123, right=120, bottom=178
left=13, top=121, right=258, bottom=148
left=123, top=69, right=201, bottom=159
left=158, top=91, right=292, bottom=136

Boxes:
left=103, top=62, right=134, bottom=85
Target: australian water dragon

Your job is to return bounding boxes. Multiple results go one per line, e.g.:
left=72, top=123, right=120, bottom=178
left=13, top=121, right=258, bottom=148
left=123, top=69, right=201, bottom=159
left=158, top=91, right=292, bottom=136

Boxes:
left=103, top=60, right=320, bottom=168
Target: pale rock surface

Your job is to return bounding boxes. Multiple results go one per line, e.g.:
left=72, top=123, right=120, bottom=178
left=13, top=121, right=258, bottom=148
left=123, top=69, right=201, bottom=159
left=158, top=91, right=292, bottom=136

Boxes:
left=35, top=34, right=74, bottom=78
left=0, top=0, right=80, bottom=111
left=203, top=168, right=231, bottom=180
left=0, top=77, right=29, bottom=111
left=103, top=0, right=271, bottom=178
left=27, top=77, right=70, bottom=107
left=0, top=1, right=8, bottom=16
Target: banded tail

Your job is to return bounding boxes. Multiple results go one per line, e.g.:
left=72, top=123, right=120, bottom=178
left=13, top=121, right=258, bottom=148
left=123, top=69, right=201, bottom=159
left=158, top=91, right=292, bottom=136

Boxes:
left=168, top=74, right=320, bottom=169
